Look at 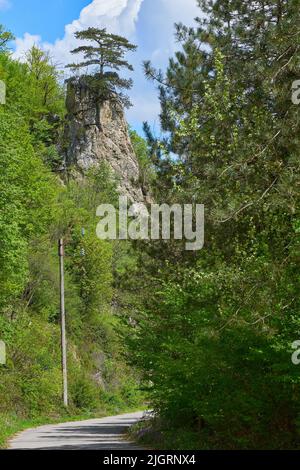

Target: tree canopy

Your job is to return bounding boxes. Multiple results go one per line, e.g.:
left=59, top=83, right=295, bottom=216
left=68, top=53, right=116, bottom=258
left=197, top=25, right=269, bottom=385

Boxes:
left=67, top=27, right=137, bottom=107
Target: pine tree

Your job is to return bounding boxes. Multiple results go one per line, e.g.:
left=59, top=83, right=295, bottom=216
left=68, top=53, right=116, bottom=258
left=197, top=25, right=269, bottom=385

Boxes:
left=67, top=27, right=137, bottom=107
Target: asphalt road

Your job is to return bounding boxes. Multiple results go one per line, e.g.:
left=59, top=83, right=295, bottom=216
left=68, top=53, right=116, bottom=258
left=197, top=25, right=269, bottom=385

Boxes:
left=8, top=411, right=145, bottom=450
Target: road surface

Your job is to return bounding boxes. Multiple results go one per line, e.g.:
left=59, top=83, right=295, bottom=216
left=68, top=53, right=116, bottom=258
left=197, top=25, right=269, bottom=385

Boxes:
left=9, top=411, right=145, bottom=450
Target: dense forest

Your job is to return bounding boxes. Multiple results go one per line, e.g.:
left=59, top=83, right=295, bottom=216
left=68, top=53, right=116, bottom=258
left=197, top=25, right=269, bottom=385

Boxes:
left=0, top=30, right=143, bottom=447
left=1, top=0, right=300, bottom=450
left=128, top=0, right=300, bottom=449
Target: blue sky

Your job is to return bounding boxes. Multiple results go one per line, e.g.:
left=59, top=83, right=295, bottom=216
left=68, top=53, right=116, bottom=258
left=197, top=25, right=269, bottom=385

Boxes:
left=0, top=0, right=201, bottom=134
left=0, top=0, right=90, bottom=42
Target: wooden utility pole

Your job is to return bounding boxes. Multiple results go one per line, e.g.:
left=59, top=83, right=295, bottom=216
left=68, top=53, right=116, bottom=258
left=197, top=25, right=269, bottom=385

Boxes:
left=59, top=239, right=68, bottom=408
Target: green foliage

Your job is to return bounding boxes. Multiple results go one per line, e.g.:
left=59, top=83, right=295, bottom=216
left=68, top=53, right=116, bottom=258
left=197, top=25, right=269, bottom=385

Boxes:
left=127, top=0, right=300, bottom=449
left=0, top=24, right=14, bottom=52
left=0, top=35, right=143, bottom=445
left=70, top=376, right=99, bottom=411
left=0, top=313, right=62, bottom=417
left=67, top=28, right=137, bottom=107
left=0, top=109, right=59, bottom=308
left=129, top=128, right=156, bottom=190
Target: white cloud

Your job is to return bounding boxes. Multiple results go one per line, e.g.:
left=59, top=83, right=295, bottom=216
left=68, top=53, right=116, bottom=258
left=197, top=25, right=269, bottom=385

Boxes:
left=0, top=0, right=11, bottom=11
left=14, top=0, right=143, bottom=67
left=14, top=33, right=42, bottom=59
left=162, top=0, right=200, bottom=25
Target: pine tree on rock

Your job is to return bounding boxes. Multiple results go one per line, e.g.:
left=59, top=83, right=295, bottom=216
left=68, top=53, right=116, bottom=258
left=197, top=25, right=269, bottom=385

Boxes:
left=67, top=27, right=137, bottom=107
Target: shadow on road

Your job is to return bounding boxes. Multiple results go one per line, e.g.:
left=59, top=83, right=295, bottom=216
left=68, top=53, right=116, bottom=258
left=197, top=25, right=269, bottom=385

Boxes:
left=10, top=414, right=144, bottom=450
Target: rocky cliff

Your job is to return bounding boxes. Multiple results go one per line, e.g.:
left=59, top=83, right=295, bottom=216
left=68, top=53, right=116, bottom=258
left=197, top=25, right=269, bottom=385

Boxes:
left=65, top=77, right=145, bottom=202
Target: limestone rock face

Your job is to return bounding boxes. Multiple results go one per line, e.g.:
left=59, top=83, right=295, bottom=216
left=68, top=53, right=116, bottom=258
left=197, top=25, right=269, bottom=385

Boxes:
left=65, top=77, right=145, bottom=202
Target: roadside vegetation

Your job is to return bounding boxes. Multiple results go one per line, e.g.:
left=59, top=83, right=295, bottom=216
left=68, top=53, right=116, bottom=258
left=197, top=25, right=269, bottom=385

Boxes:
left=0, top=27, right=144, bottom=448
